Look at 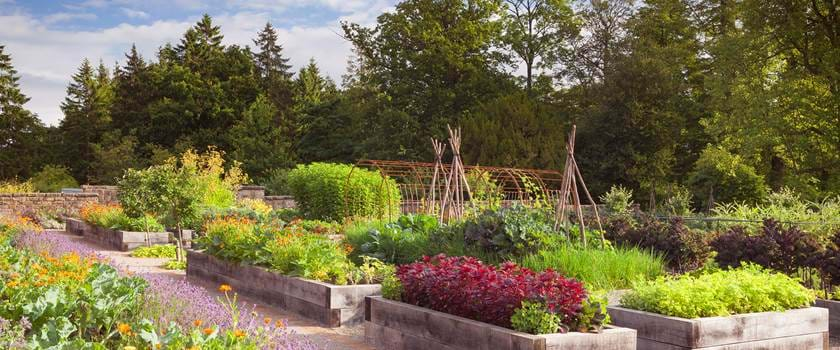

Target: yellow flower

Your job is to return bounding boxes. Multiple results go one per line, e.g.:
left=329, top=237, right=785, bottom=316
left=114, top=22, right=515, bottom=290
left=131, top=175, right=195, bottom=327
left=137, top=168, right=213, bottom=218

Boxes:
left=234, top=329, right=246, bottom=338
left=155, top=344, right=162, bottom=349
left=203, top=327, right=214, bottom=336
left=263, top=317, right=271, bottom=325
left=117, top=323, right=132, bottom=335
left=218, top=284, right=232, bottom=293
left=188, top=347, right=200, bottom=350
left=124, top=347, right=137, bottom=350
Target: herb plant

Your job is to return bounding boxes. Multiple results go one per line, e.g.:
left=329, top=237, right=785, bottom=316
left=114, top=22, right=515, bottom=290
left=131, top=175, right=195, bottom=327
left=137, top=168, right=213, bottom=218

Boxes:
left=620, top=264, right=815, bottom=318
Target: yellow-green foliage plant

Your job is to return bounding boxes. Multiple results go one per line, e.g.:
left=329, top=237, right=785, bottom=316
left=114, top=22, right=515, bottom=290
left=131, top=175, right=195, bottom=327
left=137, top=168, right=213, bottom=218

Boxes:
left=0, top=180, right=33, bottom=193
left=620, top=264, right=815, bottom=319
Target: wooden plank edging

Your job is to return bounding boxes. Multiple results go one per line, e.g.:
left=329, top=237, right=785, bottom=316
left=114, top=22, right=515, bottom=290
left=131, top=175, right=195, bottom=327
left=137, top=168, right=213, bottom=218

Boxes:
left=608, top=306, right=828, bottom=348
left=186, top=249, right=381, bottom=327
left=366, top=296, right=636, bottom=350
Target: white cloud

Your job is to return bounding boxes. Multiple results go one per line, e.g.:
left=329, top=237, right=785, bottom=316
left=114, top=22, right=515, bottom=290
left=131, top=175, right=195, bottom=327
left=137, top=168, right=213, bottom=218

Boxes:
left=0, top=9, right=380, bottom=125
left=121, top=8, right=150, bottom=19
left=43, top=12, right=97, bottom=24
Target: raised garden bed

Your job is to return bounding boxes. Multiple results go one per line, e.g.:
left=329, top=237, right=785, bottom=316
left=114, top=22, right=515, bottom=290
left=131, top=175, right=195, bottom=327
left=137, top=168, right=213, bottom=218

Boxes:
left=365, top=296, right=636, bottom=350
left=607, top=306, right=828, bottom=349
left=65, top=218, right=183, bottom=251
left=815, top=299, right=840, bottom=338
left=186, top=249, right=380, bottom=327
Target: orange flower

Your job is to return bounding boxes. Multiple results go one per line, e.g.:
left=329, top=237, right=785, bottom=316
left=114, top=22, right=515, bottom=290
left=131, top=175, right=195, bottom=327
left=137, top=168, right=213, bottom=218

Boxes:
left=263, top=317, right=271, bottom=325
left=275, top=320, right=285, bottom=328
left=193, top=319, right=203, bottom=327
left=117, top=323, right=132, bottom=335
left=203, top=327, right=214, bottom=335
left=218, top=284, right=232, bottom=293
left=234, top=329, right=246, bottom=338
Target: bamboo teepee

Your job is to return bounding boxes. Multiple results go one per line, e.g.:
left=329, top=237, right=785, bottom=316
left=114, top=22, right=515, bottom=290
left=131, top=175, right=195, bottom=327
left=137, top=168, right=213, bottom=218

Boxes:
left=440, top=126, right=472, bottom=222
left=555, top=125, right=604, bottom=247
left=426, top=137, right=447, bottom=218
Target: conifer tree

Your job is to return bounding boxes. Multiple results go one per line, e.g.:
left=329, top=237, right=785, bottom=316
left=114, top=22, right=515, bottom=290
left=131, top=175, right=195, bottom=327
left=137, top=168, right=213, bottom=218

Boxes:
left=58, top=59, right=112, bottom=182
left=0, top=45, right=44, bottom=179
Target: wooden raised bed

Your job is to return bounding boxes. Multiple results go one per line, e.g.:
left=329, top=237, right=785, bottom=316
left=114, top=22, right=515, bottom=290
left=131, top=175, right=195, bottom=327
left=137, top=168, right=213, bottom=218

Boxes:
left=815, top=299, right=840, bottom=338
left=65, top=218, right=179, bottom=251
left=186, top=250, right=380, bottom=327
left=365, top=296, right=637, bottom=350
left=608, top=306, right=828, bottom=349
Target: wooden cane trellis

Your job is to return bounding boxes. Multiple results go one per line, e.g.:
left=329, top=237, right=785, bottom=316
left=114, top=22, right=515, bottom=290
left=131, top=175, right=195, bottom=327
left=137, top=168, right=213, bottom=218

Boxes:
left=555, top=125, right=604, bottom=247
left=439, top=126, right=472, bottom=221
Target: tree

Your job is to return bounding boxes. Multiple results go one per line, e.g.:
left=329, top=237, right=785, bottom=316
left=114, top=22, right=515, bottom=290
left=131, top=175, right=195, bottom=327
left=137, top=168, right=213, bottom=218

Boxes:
left=111, top=45, right=152, bottom=137
left=58, top=59, right=113, bottom=182
left=0, top=45, right=44, bottom=180
left=461, top=93, right=566, bottom=168
left=687, top=146, right=769, bottom=207
left=501, top=0, right=577, bottom=91
left=253, top=22, right=294, bottom=120
left=28, top=165, right=79, bottom=192
left=229, top=95, right=295, bottom=180
left=700, top=0, right=840, bottom=197
left=342, top=0, right=515, bottom=159
left=89, top=131, right=142, bottom=185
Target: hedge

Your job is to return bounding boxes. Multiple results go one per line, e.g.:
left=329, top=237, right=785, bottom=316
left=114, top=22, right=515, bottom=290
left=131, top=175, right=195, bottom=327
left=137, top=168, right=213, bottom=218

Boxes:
left=287, top=163, right=401, bottom=221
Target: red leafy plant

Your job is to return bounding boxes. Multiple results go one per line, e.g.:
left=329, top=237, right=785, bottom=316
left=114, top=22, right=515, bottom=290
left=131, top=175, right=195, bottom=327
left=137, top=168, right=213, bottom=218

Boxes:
left=397, top=254, right=586, bottom=328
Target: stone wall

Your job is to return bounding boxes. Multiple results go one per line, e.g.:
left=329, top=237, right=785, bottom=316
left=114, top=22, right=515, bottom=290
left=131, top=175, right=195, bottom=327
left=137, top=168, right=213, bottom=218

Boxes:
left=264, top=195, right=296, bottom=209
left=81, top=185, right=119, bottom=204
left=237, top=185, right=266, bottom=200
left=0, top=193, right=99, bottom=217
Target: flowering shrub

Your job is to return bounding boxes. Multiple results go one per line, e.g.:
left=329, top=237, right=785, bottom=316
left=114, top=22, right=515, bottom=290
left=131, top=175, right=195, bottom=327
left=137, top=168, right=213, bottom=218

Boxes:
left=79, top=202, right=165, bottom=232
left=5, top=224, right=318, bottom=349
left=0, top=236, right=147, bottom=348
left=397, top=254, right=590, bottom=330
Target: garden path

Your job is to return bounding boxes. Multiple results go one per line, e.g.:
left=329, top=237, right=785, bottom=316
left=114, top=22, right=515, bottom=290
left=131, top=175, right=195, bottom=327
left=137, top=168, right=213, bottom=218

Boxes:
left=49, top=230, right=374, bottom=350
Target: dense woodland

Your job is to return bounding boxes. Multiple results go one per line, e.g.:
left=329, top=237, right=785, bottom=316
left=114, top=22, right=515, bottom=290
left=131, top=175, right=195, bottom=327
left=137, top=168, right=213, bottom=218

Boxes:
left=1, top=0, right=838, bottom=206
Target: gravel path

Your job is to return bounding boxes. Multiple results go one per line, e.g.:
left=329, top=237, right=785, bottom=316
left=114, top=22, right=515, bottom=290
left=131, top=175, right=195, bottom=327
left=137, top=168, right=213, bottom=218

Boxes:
left=50, top=230, right=373, bottom=350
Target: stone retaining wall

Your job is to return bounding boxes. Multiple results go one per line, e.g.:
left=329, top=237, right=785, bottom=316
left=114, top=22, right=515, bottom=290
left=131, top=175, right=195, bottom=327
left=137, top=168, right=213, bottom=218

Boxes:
left=0, top=193, right=99, bottom=217
left=264, top=195, right=296, bottom=209
left=365, top=297, right=636, bottom=350
left=187, top=250, right=380, bottom=327
left=81, top=185, right=119, bottom=204
left=608, top=306, right=828, bottom=349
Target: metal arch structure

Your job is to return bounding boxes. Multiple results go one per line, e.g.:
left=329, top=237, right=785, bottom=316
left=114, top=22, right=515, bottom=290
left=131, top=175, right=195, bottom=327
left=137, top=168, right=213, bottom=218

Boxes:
left=353, top=159, right=567, bottom=216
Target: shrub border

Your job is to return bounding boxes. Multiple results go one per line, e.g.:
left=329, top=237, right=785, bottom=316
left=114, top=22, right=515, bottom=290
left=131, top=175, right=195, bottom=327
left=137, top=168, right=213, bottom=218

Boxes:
left=365, top=296, right=636, bottom=350
left=186, top=249, right=381, bottom=327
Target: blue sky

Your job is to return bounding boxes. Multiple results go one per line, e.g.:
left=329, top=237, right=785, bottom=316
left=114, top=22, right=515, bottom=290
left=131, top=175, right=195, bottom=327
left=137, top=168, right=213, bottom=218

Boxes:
left=0, top=0, right=395, bottom=125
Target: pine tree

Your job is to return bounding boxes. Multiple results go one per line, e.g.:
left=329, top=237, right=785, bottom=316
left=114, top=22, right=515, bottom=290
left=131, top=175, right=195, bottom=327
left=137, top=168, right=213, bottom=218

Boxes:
left=0, top=45, right=44, bottom=179
left=111, top=44, right=150, bottom=135
left=253, top=22, right=295, bottom=135
left=229, top=95, right=295, bottom=180
left=294, top=59, right=335, bottom=108
left=178, top=14, right=224, bottom=71
left=58, top=59, right=113, bottom=182
left=253, top=23, right=293, bottom=82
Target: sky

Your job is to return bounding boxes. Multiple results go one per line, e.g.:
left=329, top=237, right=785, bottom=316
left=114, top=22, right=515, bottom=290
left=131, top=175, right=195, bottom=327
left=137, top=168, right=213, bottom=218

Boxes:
left=0, top=0, right=396, bottom=126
